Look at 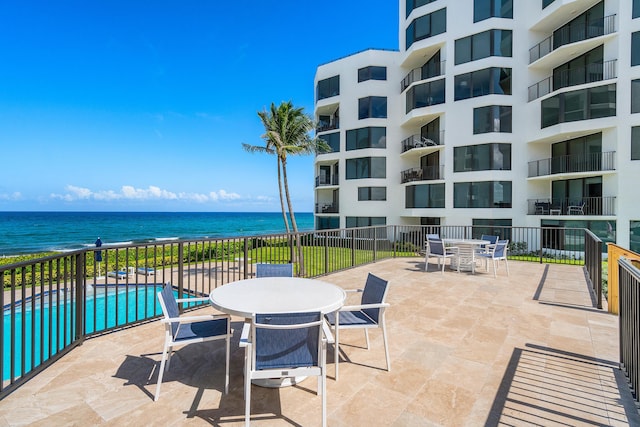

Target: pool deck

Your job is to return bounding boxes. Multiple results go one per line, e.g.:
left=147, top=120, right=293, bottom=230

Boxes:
left=1, top=257, right=639, bottom=426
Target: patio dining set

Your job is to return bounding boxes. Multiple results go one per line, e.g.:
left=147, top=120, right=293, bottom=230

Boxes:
left=424, top=234, right=510, bottom=277
left=152, top=264, right=391, bottom=427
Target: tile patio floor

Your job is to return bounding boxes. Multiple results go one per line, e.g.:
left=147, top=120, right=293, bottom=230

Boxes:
left=1, top=257, right=638, bottom=426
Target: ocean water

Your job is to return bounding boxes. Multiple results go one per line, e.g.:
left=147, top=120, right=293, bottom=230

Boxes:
left=0, top=211, right=314, bottom=256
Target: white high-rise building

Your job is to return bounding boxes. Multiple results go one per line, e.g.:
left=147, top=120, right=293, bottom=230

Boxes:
left=314, top=0, right=640, bottom=252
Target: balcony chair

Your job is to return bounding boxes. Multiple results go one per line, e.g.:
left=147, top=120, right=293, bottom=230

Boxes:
left=567, top=200, right=586, bottom=215
left=534, top=201, right=550, bottom=215
left=477, top=240, right=510, bottom=278
left=154, top=283, right=231, bottom=401
left=425, top=238, right=458, bottom=274
left=324, top=273, right=390, bottom=380
left=255, top=263, right=294, bottom=278
left=240, top=312, right=331, bottom=427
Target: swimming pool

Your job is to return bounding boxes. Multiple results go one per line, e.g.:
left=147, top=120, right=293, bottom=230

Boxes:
left=2, top=285, right=203, bottom=381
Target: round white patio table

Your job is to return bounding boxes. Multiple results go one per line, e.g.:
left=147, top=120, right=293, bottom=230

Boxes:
left=209, top=277, right=346, bottom=387
left=442, top=238, right=490, bottom=273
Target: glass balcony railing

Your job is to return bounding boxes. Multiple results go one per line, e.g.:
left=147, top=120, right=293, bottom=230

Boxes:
left=315, top=174, right=339, bottom=187
left=528, top=151, right=615, bottom=177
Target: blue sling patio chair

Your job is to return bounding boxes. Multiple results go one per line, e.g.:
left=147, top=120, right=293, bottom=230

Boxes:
left=425, top=238, right=458, bottom=274
left=477, top=239, right=510, bottom=278
left=154, top=283, right=231, bottom=401
left=324, top=273, right=390, bottom=380
left=240, top=311, right=332, bottom=427
left=255, top=263, right=294, bottom=278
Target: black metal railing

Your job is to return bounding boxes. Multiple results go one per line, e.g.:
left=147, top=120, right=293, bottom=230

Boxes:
left=400, top=60, right=446, bottom=92
left=529, top=14, right=616, bottom=64
left=0, top=224, right=604, bottom=399
left=401, top=165, right=444, bottom=183
left=584, top=229, right=603, bottom=309
left=527, top=196, right=616, bottom=216
left=401, top=131, right=445, bottom=152
left=528, top=151, right=616, bottom=177
left=619, top=257, right=640, bottom=406
left=528, top=59, right=617, bottom=101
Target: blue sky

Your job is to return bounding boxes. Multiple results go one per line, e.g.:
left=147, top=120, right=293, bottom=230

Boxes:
left=0, top=1, right=398, bottom=212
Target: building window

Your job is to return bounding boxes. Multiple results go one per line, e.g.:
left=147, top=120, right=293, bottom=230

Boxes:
left=405, top=184, right=445, bottom=208
left=472, top=218, right=512, bottom=241
left=406, top=79, right=445, bottom=113
left=316, top=216, right=339, bottom=230
left=474, top=0, right=513, bottom=23
left=454, top=181, right=512, bottom=208
left=316, top=75, right=339, bottom=100
left=541, top=84, right=616, bottom=127
left=632, top=127, right=640, bottom=160
left=541, top=219, right=614, bottom=252
left=550, top=133, right=602, bottom=173
left=473, top=105, right=512, bottom=134
left=406, top=0, right=438, bottom=17
left=346, top=157, right=386, bottom=179
left=633, top=33, right=640, bottom=66
left=358, top=96, right=387, bottom=119
left=454, top=67, right=512, bottom=101
left=319, top=132, right=340, bottom=153
left=346, top=217, right=386, bottom=228
left=358, top=187, right=387, bottom=201
left=454, top=144, right=512, bottom=172
left=631, top=221, right=640, bottom=254
left=358, top=66, right=387, bottom=82
left=406, top=8, right=446, bottom=50
left=635, top=0, right=640, bottom=19
left=634, top=80, right=640, bottom=114
left=346, top=127, right=386, bottom=150
left=543, top=0, right=555, bottom=9
left=454, top=29, right=512, bottom=65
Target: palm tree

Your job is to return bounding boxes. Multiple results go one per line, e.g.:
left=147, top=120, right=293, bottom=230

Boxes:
left=243, top=101, right=330, bottom=272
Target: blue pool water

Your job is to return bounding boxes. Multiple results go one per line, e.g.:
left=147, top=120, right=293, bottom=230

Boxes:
left=2, top=285, right=201, bottom=381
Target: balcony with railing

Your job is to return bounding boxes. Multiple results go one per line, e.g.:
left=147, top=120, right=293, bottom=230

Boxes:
left=401, top=131, right=445, bottom=153
left=316, top=117, right=339, bottom=133
left=527, top=196, right=616, bottom=216
left=401, top=165, right=444, bottom=183
left=529, top=14, right=616, bottom=64
left=528, top=151, right=615, bottom=178
left=528, top=59, right=617, bottom=101
left=315, top=202, right=339, bottom=214
left=315, top=174, right=339, bottom=187
left=400, top=60, right=445, bottom=93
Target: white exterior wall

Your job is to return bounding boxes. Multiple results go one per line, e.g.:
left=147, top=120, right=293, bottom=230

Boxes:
left=314, top=0, right=640, bottom=249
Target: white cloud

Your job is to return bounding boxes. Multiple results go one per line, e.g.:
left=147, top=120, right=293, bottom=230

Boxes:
left=0, top=192, right=22, bottom=200
left=49, top=185, right=247, bottom=204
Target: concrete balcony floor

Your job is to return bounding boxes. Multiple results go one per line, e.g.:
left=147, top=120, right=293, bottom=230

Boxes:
left=1, top=258, right=639, bottom=426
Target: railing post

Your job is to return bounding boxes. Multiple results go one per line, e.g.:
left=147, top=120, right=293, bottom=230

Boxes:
left=351, top=229, right=356, bottom=267
left=243, top=238, right=249, bottom=279
left=74, top=253, right=85, bottom=343
left=324, top=232, right=329, bottom=275
left=393, top=226, right=398, bottom=258
left=177, top=242, right=184, bottom=313
left=373, top=228, right=378, bottom=262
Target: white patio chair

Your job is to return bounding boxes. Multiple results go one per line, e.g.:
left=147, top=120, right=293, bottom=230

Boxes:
left=425, top=238, right=458, bottom=273
left=255, top=263, right=294, bottom=278
left=154, top=283, right=231, bottom=401
left=240, top=312, right=331, bottom=427
left=324, top=273, right=390, bottom=380
left=477, top=240, right=510, bottom=278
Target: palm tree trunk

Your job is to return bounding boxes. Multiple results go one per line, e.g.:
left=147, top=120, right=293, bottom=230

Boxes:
left=276, top=157, right=290, bottom=233
left=281, top=156, right=305, bottom=276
